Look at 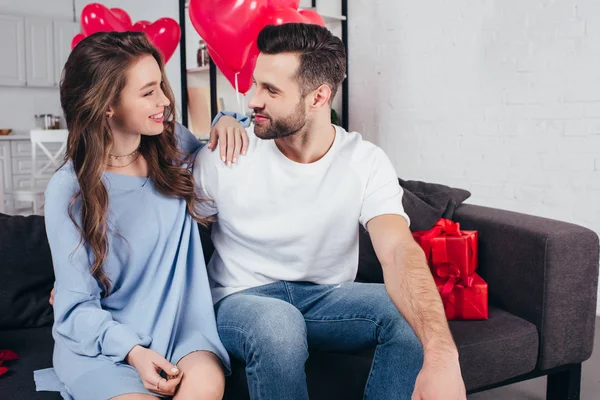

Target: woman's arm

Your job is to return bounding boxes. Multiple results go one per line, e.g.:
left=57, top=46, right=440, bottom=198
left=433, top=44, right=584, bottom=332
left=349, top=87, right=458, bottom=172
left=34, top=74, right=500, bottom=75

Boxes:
left=45, top=171, right=151, bottom=363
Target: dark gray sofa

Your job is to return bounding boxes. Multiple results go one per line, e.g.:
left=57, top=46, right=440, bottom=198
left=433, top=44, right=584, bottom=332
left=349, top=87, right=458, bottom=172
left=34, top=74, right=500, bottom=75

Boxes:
left=0, top=194, right=598, bottom=399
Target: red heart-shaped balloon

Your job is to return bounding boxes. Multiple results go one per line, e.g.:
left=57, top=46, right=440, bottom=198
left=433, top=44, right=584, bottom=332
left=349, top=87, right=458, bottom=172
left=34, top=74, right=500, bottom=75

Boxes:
left=299, top=10, right=326, bottom=26
left=131, top=20, right=151, bottom=32
left=264, top=7, right=306, bottom=25
left=209, top=6, right=307, bottom=95
left=267, top=0, right=300, bottom=9
left=71, top=33, right=86, bottom=50
left=208, top=44, right=258, bottom=95
left=141, top=18, right=181, bottom=63
left=80, top=3, right=128, bottom=36
left=189, top=0, right=268, bottom=72
left=190, top=2, right=323, bottom=94
left=110, top=7, right=132, bottom=29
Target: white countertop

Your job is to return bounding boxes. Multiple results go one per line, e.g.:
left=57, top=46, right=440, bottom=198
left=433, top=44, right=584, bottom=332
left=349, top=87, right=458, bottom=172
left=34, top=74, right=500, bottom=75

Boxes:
left=0, top=129, right=68, bottom=141
left=0, top=133, right=30, bottom=141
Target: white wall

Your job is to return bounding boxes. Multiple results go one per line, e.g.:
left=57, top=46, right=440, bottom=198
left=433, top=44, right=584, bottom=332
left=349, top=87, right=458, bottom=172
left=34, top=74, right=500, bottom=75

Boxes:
left=0, top=0, right=184, bottom=133
left=348, top=0, right=600, bottom=314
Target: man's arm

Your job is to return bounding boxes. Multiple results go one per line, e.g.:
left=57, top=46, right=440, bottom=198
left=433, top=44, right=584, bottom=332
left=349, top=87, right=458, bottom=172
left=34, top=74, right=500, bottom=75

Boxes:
left=367, top=214, right=455, bottom=353
left=367, top=214, right=465, bottom=399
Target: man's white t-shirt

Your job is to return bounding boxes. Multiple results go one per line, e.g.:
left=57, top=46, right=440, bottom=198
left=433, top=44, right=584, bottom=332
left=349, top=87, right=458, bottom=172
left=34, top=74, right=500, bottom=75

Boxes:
left=193, top=124, right=410, bottom=304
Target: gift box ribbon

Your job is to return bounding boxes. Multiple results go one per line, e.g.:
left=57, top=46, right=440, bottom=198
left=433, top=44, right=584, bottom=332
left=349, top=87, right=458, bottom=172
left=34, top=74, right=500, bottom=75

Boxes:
left=435, top=274, right=488, bottom=320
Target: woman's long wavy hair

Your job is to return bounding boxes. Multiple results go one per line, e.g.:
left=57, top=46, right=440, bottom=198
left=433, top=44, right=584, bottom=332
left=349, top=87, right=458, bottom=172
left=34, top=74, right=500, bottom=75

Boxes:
left=60, top=31, right=206, bottom=296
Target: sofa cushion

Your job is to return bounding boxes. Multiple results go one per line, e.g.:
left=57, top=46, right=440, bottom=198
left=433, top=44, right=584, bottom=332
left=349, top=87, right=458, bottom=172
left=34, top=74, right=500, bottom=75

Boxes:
left=0, top=326, right=60, bottom=399
left=398, top=178, right=471, bottom=231
left=450, top=306, right=539, bottom=390
left=0, top=214, right=54, bottom=329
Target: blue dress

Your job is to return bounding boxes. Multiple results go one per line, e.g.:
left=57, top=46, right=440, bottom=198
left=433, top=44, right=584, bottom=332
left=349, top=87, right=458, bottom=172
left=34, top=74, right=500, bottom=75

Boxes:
left=34, top=124, right=229, bottom=399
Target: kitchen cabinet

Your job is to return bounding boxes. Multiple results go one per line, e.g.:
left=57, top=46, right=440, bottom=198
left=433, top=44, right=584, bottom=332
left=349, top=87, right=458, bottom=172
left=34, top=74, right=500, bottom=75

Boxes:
left=0, top=132, right=64, bottom=212
left=0, top=14, right=79, bottom=88
left=25, top=18, right=54, bottom=87
left=53, top=20, right=79, bottom=85
left=0, top=15, right=26, bottom=86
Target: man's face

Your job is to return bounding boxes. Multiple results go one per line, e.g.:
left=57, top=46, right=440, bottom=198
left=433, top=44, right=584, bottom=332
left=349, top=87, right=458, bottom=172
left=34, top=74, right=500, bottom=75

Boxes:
left=248, top=53, right=309, bottom=140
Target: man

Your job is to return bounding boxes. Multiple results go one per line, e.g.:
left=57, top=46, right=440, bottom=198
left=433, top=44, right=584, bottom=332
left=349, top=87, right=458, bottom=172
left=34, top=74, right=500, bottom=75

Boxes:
left=196, top=23, right=466, bottom=400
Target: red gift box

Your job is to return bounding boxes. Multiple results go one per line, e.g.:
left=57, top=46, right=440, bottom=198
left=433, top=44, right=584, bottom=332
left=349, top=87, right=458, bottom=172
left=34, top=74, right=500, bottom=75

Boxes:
left=412, top=218, right=478, bottom=281
left=413, top=218, right=487, bottom=320
left=435, top=272, right=488, bottom=320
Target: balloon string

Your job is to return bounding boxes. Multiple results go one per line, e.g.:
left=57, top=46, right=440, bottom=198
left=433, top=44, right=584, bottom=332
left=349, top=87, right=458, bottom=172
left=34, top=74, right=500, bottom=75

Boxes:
left=235, top=72, right=242, bottom=115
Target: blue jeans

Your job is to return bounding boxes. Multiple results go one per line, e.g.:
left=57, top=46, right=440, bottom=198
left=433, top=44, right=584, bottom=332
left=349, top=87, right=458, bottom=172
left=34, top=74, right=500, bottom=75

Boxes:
left=214, top=281, right=423, bottom=400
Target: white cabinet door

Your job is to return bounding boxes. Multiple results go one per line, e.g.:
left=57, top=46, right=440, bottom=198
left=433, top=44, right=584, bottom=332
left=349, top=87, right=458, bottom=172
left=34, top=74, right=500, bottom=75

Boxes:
left=0, top=15, right=26, bottom=86
left=53, top=20, right=79, bottom=86
left=25, top=18, right=55, bottom=87
left=0, top=142, right=12, bottom=190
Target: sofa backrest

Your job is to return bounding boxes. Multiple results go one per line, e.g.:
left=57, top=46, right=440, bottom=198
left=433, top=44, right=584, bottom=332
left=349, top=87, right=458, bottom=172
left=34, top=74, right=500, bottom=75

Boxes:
left=0, top=213, right=54, bottom=330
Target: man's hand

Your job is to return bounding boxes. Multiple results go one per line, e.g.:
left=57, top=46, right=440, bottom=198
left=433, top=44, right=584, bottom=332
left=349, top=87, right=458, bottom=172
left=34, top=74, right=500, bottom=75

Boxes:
left=49, top=288, right=54, bottom=306
left=207, top=115, right=249, bottom=166
left=412, top=349, right=466, bottom=400
left=126, top=345, right=183, bottom=396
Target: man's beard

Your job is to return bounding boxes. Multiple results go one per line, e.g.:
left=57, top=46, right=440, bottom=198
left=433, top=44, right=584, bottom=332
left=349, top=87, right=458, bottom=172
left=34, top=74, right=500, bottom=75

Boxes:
left=253, top=100, right=307, bottom=140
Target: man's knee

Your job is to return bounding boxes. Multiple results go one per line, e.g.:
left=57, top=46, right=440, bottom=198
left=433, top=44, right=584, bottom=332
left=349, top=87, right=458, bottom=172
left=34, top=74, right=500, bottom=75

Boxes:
left=243, top=302, right=308, bottom=365
left=217, top=296, right=309, bottom=365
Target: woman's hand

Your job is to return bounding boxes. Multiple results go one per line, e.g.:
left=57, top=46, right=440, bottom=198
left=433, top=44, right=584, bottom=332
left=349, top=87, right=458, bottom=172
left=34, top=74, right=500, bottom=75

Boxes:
left=207, top=115, right=249, bottom=166
left=126, top=345, right=183, bottom=396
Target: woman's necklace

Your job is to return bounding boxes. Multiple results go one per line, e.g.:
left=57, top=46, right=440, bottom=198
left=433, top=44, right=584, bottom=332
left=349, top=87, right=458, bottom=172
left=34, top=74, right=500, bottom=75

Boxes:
left=106, top=145, right=142, bottom=168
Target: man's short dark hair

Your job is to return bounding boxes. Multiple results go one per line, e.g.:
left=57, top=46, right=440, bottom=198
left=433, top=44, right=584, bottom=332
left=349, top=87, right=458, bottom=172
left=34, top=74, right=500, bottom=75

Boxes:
left=257, top=23, right=346, bottom=103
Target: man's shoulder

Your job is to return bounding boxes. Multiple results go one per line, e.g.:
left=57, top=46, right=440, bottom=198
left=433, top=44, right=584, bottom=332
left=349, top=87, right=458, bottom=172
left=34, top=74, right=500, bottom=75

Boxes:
left=195, top=125, right=261, bottom=170
left=196, top=139, right=222, bottom=166
left=335, top=125, right=387, bottom=163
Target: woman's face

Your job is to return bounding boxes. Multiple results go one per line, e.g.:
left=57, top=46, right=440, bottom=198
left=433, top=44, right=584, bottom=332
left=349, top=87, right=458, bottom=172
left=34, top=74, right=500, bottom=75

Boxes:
left=108, top=54, right=170, bottom=137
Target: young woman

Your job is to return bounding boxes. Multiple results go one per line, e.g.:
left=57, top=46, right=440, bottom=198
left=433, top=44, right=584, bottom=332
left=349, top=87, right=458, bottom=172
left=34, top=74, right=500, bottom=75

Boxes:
left=34, top=31, right=246, bottom=400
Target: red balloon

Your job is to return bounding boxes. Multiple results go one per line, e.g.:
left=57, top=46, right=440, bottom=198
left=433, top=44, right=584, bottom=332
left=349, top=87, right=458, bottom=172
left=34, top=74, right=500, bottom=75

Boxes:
left=267, top=0, right=300, bottom=9
left=264, top=7, right=306, bottom=25
left=110, top=7, right=132, bottom=29
left=190, top=1, right=324, bottom=93
left=208, top=44, right=258, bottom=95
left=80, top=3, right=127, bottom=36
left=142, top=18, right=181, bottom=63
left=299, top=10, right=326, bottom=26
left=189, top=0, right=268, bottom=72
left=131, top=20, right=151, bottom=32
left=71, top=33, right=86, bottom=50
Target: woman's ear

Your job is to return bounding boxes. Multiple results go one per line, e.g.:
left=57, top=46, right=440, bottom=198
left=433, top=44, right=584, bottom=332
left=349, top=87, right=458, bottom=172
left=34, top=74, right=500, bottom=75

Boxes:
left=106, top=106, right=114, bottom=119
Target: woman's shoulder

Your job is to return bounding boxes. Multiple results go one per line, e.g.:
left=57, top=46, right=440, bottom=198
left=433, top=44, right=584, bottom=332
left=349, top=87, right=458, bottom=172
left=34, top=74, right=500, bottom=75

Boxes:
left=46, top=161, right=79, bottom=199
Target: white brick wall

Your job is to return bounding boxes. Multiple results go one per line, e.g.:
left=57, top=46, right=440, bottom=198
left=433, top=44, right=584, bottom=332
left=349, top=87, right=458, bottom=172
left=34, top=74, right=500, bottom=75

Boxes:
left=348, top=0, right=600, bottom=314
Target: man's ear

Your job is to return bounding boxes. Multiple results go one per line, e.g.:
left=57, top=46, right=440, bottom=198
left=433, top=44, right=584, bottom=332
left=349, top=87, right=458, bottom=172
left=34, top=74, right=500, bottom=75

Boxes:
left=310, top=84, right=332, bottom=108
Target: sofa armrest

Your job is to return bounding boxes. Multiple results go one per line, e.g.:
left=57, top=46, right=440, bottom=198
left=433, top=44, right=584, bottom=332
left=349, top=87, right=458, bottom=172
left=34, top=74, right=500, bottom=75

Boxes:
left=453, top=204, right=599, bottom=370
